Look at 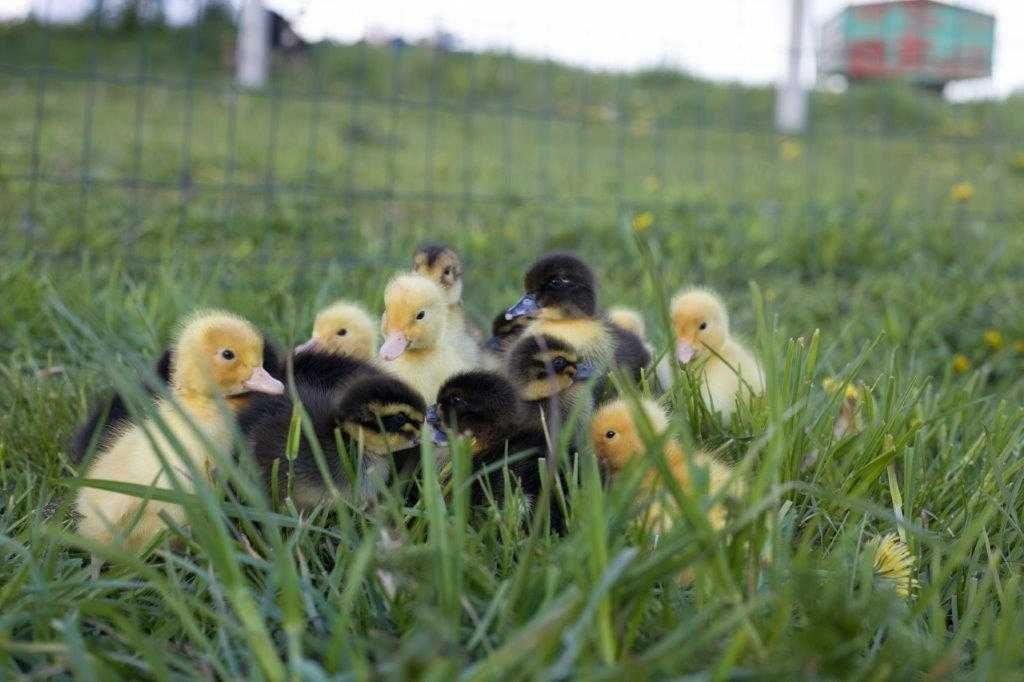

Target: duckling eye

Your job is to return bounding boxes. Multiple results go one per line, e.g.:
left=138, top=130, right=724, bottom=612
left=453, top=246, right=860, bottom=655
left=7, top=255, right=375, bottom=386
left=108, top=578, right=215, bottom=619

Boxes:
left=337, top=328, right=348, bottom=336
left=605, top=430, right=616, bottom=440
left=552, top=357, right=568, bottom=372
left=221, top=349, right=235, bottom=361
left=443, top=267, right=452, bottom=276
left=699, top=321, right=708, bottom=331
left=416, top=310, right=426, bottom=320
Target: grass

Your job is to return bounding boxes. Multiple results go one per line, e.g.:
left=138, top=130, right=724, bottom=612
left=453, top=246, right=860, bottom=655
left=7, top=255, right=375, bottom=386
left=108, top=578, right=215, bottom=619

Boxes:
left=1, top=19, right=1024, bottom=679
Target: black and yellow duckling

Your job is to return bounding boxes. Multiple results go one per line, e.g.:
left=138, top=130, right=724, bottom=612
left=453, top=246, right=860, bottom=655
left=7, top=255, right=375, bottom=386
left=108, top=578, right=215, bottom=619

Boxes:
left=504, top=252, right=650, bottom=382
left=69, top=335, right=283, bottom=465
left=428, top=371, right=565, bottom=531
left=76, top=311, right=285, bottom=553
left=240, top=374, right=425, bottom=509
left=412, top=243, right=481, bottom=364
left=481, top=310, right=531, bottom=371
left=504, top=333, right=594, bottom=444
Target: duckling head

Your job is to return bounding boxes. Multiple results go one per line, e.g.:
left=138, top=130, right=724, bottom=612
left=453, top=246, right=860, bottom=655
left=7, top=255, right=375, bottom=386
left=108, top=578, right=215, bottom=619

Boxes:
left=172, top=310, right=285, bottom=399
left=608, top=306, right=647, bottom=340
left=296, top=300, right=376, bottom=361
left=590, top=398, right=668, bottom=473
left=483, top=310, right=530, bottom=353
left=379, top=273, right=447, bottom=361
left=669, top=288, right=729, bottom=364
left=428, top=371, right=521, bottom=453
left=506, top=333, right=594, bottom=402
left=413, top=243, right=463, bottom=306
left=506, top=252, right=597, bottom=322
left=335, top=375, right=426, bottom=454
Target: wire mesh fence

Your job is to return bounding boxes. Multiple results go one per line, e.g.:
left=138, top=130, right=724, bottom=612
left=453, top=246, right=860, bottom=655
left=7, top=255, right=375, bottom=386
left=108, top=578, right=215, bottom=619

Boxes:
left=1, top=1, right=1022, bottom=280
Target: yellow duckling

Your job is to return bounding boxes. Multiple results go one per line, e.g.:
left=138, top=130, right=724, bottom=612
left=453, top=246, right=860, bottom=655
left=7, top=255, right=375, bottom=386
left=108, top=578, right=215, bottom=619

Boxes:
left=377, top=273, right=475, bottom=402
left=591, top=398, right=735, bottom=533
left=294, top=300, right=376, bottom=361
left=76, top=310, right=284, bottom=553
left=656, top=288, right=764, bottom=421
left=412, top=243, right=480, bottom=366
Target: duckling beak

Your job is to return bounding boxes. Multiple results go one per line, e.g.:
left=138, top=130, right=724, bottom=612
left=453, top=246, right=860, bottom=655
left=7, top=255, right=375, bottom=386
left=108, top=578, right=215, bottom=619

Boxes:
left=294, top=337, right=319, bottom=354
left=483, top=336, right=503, bottom=352
left=575, top=361, right=596, bottom=379
left=425, top=404, right=440, bottom=426
left=243, top=366, right=285, bottom=394
left=431, top=424, right=449, bottom=446
left=676, top=340, right=697, bottom=364
left=505, top=294, right=540, bottom=320
left=379, top=332, right=409, bottom=361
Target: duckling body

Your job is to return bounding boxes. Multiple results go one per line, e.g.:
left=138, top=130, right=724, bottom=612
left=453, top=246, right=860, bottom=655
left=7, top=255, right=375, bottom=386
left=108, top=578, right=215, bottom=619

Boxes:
left=591, top=398, right=736, bottom=533
left=413, top=243, right=481, bottom=366
left=240, top=374, right=424, bottom=509
left=657, top=288, right=764, bottom=420
left=505, top=252, right=649, bottom=381
left=70, top=338, right=282, bottom=465
left=505, top=333, right=592, bottom=448
left=76, top=311, right=284, bottom=552
left=290, top=349, right=380, bottom=395
left=431, top=371, right=566, bottom=532
left=378, top=273, right=475, bottom=402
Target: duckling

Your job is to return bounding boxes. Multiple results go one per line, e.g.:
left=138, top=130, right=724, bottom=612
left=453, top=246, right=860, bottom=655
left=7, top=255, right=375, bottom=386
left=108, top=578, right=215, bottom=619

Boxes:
left=240, top=374, right=425, bottom=509
left=481, top=311, right=530, bottom=371
left=504, top=333, right=594, bottom=445
left=504, top=252, right=650, bottom=382
left=412, top=243, right=481, bottom=365
left=69, top=337, right=282, bottom=465
left=656, top=288, right=764, bottom=421
left=377, top=273, right=475, bottom=402
left=607, top=307, right=647, bottom=341
left=76, top=311, right=285, bottom=552
left=429, top=371, right=565, bottom=531
left=295, top=300, right=376, bottom=361
left=591, top=398, right=735, bottom=532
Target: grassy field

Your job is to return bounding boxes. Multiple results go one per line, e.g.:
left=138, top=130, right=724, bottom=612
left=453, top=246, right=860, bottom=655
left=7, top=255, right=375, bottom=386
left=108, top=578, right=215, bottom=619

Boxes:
left=2, top=19, right=1024, bottom=678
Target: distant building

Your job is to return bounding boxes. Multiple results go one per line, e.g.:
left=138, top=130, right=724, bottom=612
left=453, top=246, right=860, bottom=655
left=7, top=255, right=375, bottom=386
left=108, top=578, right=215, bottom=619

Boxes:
left=819, top=1, right=994, bottom=90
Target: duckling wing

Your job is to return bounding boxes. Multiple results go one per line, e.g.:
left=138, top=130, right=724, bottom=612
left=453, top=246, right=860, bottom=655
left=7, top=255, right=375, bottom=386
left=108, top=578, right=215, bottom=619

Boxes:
left=606, top=323, right=652, bottom=382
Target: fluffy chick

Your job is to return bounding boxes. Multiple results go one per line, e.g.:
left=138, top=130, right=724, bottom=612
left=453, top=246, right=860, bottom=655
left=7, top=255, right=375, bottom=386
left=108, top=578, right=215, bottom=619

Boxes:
left=412, top=243, right=481, bottom=365
left=240, top=374, right=424, bottom=509
left=377, top=273, right=475, bottom=402
left=76, top=311, right=284, bottom=552
left=591, top=398, right=735, bottom=533
left=429, top=371, right=565, bottom=531
left=656, top=288, right=764, bottom=421
left=481, top=310, right=531, bottom=371
left=295, top=300, right=376, bottom=361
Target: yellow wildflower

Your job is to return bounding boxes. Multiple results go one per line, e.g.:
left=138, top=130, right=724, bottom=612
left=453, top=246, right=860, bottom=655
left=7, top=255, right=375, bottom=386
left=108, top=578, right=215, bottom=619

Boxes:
left=951, top=354, right=972, bottom=374
left=950, top=181, right=974, bottom=203
left=631, top=211, right=655, bottom=232
left=869, top=533, right=917, bottom=599
left=780, top=138, right=802, bottom=162
left=983, top=329, right=1004, bottom=351
left=822, top=376, right=861, bottom=401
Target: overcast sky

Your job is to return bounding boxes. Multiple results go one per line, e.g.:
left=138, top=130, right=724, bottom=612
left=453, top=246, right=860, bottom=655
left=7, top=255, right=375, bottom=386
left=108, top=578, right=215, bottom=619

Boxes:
left=5, top=0, right=1023, bottom=99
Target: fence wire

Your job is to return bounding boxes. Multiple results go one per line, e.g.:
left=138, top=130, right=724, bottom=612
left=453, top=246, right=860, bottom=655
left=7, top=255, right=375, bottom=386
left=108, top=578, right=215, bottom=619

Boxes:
left=1, top=1, right=1022, bottom=277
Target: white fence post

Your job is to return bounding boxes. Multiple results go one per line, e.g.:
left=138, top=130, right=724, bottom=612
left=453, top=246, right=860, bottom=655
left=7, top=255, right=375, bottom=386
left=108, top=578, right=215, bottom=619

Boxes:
left=775, top=0, right=808, bottom=134
left=237, top=0, right=268, bottom=89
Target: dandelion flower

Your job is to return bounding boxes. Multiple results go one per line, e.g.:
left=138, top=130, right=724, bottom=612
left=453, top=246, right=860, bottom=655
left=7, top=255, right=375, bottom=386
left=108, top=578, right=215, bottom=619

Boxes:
left=951, top=181, right=975, bottom=203
left=822, top=376, right=861, bottom=401
left=951, top=354, right=972, bottom=374
left=983, top=329, right=1004, bottom=352
left=780, top=138, right=802, bottom=162
left=631, top=211, right=655, bottom=232
left=869, top=533, right=918, bottom=599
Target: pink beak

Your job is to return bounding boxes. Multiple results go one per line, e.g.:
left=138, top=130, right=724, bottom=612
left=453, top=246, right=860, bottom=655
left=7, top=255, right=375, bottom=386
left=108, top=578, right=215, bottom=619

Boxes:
left=676, top=340, right=697, bottom=364
left=243, top=366, right=285, bottom=394
left=294, top=337, right=319, bottom=354
left=379, top=332, right=409, bottom=361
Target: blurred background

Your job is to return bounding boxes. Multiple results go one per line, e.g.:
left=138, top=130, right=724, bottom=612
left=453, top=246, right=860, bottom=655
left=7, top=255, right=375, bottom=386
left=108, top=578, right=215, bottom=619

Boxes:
left=0, top=0, right=1022, bottom=374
